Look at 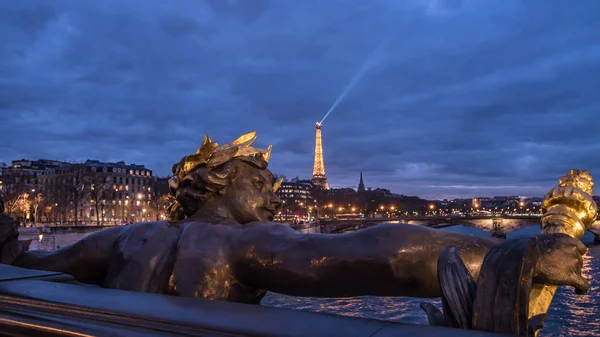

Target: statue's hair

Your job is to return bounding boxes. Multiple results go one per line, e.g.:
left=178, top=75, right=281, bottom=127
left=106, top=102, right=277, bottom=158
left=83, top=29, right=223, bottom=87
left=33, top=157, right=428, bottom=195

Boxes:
left=166, top=132, right=283, bottom=221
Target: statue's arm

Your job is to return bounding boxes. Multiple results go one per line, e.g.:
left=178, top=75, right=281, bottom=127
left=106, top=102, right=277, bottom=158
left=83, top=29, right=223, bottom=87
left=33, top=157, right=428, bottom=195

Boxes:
left=13, top=226, right=125, bottom=285
left=230, top=223, right=498, bottom=298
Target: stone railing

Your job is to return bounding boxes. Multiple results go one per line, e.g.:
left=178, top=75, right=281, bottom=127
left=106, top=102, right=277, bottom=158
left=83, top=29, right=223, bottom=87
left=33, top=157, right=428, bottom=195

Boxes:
left=0, top=264, right=506, bottom=337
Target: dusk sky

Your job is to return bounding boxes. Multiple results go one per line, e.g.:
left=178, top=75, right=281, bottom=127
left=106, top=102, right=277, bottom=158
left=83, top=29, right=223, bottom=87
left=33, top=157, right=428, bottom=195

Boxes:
left=1, top=0, right=599, bottom=199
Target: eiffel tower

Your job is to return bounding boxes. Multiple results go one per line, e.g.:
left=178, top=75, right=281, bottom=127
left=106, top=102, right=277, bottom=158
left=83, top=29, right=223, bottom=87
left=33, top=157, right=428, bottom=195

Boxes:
left=312, top=122, right=330, bottom=189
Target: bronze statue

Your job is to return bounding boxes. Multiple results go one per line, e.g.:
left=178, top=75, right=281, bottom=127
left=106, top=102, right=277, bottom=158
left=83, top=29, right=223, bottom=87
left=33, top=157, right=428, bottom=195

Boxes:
left=0, top=133, right=592, bottom=307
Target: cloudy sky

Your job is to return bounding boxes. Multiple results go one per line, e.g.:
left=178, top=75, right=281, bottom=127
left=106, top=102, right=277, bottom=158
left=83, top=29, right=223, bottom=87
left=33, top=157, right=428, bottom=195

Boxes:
left=1, top=0, right=599, bottom=199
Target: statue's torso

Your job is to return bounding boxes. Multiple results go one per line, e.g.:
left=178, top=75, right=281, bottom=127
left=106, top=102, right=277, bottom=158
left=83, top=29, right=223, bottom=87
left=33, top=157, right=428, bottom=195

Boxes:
left=104, top=221, right=266, bottom=304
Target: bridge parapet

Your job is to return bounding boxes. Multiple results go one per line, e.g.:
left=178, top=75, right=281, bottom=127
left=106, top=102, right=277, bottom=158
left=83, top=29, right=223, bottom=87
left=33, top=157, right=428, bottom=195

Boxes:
left=318, top=216, right=550, bottom=235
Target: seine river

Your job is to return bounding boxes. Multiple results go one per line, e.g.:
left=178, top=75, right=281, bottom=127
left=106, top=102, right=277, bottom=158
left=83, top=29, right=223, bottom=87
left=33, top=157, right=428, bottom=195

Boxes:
left=25, top=224, right=599, bottom=336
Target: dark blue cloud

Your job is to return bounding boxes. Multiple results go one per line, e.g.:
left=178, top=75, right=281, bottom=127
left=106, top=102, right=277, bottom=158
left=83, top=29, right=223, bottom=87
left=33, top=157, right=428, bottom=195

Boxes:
left=1, top=0, right=599, bottom=199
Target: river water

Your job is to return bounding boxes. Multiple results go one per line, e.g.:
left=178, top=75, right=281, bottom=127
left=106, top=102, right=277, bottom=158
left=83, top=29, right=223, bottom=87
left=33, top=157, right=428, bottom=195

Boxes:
left=24, top=225, right=598, bottom=336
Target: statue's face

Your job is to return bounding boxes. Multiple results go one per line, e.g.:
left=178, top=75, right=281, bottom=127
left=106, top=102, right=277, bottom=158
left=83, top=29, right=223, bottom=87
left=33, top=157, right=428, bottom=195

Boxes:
left=222, top=162, right=282, bottom=224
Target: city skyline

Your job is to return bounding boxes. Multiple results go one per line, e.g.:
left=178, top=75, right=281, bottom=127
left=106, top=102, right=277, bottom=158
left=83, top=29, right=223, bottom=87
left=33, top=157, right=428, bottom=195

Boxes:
left=2, top=1, right=600, bottom=199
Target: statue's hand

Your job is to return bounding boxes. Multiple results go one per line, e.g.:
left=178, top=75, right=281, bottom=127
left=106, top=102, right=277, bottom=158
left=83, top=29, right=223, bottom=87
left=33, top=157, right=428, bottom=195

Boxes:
left=0, top=214, right=26, bottom=264
left=534, top=233, right=590, bottom=294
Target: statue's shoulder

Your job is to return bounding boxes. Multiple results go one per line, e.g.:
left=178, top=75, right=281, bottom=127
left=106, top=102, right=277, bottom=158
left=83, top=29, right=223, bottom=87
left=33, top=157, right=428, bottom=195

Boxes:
left=116, top=220, right=182, bottom=240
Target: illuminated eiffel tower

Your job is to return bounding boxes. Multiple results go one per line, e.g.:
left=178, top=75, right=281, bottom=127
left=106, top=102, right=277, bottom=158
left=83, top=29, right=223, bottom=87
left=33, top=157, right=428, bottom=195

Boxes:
left=312, top=122, right=330, bottom=189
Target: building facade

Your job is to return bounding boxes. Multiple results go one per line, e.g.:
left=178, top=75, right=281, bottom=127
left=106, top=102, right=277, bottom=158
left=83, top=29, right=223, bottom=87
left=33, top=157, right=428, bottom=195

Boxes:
left=275, top=179, right=314, bottom=218
left=0, top=159, right=161, bottom=225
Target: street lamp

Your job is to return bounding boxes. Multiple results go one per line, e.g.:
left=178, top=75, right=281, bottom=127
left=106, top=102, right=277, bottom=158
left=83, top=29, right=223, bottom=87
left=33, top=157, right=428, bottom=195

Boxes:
left=519, top=201, right=525, bottom=215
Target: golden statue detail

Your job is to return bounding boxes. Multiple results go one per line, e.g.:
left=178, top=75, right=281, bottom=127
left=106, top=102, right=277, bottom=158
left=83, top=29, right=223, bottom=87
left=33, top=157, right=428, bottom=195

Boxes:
left=529, top=169, right=598, bottom=321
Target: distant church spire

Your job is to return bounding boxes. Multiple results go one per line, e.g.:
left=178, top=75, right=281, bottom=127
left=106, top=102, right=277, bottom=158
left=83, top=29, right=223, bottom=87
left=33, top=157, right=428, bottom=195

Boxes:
left=358, top=171, right=365, bottom=192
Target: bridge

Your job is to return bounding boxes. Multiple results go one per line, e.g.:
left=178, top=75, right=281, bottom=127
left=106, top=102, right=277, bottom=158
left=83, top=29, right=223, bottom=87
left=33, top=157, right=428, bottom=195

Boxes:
left=298, top=216, right=600, bottom=240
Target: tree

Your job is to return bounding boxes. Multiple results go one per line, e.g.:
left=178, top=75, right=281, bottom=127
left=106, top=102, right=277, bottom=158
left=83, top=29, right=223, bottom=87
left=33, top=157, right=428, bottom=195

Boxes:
left=31, top=193, right=45, bottom=224
left=63, top=165, right=87, bottom=225
left=150, top=194, right=175, bottom=221
left=86, top=172, right=114, bottom=226
left=46, top=177, right=71, bottom=225
left=45, top=165, right=87, bottom=225
left=0, top=176, right=30, bottom=219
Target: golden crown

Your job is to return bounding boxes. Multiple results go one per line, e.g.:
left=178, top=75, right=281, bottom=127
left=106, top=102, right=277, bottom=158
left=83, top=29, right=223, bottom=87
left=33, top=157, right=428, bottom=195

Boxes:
left=169, top=131, right=283, bottom=192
